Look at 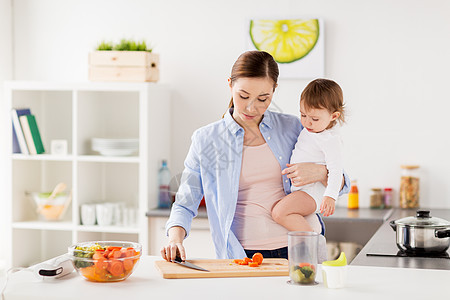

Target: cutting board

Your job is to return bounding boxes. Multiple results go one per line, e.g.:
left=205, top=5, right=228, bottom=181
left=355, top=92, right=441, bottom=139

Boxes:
left=154, top=258, right=289, bottom=279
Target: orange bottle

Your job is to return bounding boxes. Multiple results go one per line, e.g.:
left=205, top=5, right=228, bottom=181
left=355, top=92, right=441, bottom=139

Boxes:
left=347, top=180, right=359, bottom=209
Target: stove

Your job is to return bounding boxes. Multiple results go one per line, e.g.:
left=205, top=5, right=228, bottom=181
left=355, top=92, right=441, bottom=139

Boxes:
left=366, top=242, right=450, bottom=260
left=367, top=250, right=450, bottom=259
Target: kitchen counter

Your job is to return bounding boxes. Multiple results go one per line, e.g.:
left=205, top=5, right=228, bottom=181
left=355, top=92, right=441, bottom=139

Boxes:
left=147, top=207, right=393, bottom=222
left=352, top=208, right=450, bottom=270
left=147, top=207, right=393, bottom=258
left=3, top=256, right=448, bottom=300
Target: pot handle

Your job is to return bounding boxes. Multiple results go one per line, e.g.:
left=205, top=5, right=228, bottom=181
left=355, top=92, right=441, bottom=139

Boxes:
left=435, top=229, right=450, bottom=238
left=389, top=220, right=396, bottom=231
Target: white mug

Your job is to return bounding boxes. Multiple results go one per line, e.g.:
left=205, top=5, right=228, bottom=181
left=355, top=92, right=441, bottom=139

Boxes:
left=327, top=242, right=341, bottom=260
left=96, top=203, right=114, bottom=226
left=80, top=204, right=96, bottom=225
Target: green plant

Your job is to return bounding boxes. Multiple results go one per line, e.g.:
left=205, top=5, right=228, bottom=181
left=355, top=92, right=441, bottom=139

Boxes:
left=96, top=39, right=153, bottom=52
left=96, top=41, right=114, bottom=51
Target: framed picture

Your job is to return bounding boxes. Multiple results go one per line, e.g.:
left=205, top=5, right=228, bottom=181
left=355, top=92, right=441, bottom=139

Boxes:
left=247, top=18, right=324, bottom=79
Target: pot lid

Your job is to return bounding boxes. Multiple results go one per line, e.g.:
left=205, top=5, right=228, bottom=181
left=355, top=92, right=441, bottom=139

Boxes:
left=395, top=210, right=450, bottom=227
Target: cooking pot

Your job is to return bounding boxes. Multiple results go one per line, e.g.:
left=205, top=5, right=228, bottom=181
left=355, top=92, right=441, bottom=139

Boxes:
left=389, top=210, right=450, bottom=254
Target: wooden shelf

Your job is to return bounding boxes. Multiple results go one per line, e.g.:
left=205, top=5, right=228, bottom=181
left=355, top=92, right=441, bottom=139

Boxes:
left=77, top=155, right=140, bottom=163
left=76, top=225, right=140, bottom=234
left=12, top=221, right=73, bottom=231
left=5, top=81, right=171, bottom=268
left=12, top=154, right=73, bottom=161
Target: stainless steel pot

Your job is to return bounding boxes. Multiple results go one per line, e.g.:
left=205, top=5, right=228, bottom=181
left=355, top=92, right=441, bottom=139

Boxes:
left=389, top=210, right=450, bottom=254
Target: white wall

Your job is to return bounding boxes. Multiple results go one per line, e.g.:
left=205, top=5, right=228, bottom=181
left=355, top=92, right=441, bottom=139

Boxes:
left=8, top=0, right=450, bottom=209
left=0, top=0, right=13, bottom=264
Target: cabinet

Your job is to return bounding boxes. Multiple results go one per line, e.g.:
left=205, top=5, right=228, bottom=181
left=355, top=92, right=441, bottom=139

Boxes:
left=4, top=81, right=170, bottom=268
left=148, top=215, right=216, bottom=259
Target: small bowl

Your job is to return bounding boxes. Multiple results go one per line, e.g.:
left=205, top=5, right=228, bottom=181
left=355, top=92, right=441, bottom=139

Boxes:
left=68, top=241, right=142, bottom=282
left=30, top=192, right=72, bottom=221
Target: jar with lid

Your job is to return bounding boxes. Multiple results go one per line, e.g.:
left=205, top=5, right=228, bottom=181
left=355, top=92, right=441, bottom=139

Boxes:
left=383, top=188, right=393, bottom=208
left=370, top=188, right=384, bottom=209
left=399, top=165, right=420, bottom=208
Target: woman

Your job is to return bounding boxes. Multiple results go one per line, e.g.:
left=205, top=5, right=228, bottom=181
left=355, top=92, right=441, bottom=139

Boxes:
left=161, top=51, right=349, bottom=262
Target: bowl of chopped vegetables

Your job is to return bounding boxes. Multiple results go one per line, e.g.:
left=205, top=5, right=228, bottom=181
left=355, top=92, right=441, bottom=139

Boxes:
left=68, top=241, right=141, bottom=282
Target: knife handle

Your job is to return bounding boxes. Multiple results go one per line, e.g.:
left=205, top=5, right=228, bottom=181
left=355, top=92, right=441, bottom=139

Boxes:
left=174, top=248, right=184, bottom=263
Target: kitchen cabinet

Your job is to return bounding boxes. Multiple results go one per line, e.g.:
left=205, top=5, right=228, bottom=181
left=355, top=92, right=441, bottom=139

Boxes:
left=4, top=81, right=170, bottom=268
left=147, top=209, right=215, bottom=259
left=147, top=207, right=392, bottom=261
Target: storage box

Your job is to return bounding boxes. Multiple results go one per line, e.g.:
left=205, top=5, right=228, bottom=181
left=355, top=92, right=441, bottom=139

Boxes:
left=88, top=51, right=159, bottom=82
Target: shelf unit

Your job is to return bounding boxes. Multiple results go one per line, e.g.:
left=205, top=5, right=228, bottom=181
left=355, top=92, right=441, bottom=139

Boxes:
left=5, top=81, right=170, bottom=268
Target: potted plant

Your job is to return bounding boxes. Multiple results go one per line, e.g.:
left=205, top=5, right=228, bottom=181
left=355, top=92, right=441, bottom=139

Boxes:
left=89, top=39, right=159, bottom=82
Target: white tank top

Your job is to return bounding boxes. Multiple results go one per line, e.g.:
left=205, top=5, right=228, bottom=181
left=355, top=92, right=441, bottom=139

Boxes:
left=231, top=143, right=289, bottom=250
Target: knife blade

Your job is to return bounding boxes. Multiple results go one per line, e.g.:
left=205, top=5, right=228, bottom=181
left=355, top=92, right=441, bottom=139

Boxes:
left=172, top=252, right=210, bottom=272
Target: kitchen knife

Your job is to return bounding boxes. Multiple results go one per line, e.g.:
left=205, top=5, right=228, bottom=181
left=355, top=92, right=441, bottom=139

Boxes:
left=172, top=253, right=210, bottom=272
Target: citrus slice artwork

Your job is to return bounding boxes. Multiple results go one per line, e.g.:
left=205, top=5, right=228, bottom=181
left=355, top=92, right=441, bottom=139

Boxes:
left=249, top=19, right=320, bottom=64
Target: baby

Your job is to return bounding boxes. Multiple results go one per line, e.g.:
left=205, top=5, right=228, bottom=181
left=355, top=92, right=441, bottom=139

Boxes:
left=272, top=78, right=345, bottom=232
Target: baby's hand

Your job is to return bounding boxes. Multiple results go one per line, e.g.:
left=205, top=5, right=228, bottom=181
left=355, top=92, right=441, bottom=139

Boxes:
left=320, top=196, right=336, bottom=217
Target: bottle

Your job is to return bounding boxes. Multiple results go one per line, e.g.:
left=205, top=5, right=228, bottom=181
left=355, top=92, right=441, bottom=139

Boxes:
left=347, top=180, right=359, bottom=209
left=383, top=188, right=393, bottom=208
left=370, top=188, right=384, bottom=209
left=399, top=165, right=420, bottom=209
left=158, top=160, right=171, bottom=209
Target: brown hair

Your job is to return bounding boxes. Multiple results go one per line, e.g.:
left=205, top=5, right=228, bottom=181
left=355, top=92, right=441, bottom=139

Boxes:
left=223, top=51, right=279, bottom=117
left=301, top=78, right=345, bottom=126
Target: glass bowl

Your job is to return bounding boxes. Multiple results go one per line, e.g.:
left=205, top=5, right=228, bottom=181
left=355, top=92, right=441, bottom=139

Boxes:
left=30, top=191, right=72, bottom=221
left=68, top=241, right=141, bottom=282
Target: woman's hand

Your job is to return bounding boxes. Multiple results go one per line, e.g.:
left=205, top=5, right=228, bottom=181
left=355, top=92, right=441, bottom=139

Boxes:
left=160, top=226, right=187, bottom=262
left=281, top=163, right=328, bottom=187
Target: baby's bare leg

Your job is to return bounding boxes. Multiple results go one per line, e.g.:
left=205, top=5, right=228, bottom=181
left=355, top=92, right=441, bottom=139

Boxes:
left=271, top=191, right=317, bottom=231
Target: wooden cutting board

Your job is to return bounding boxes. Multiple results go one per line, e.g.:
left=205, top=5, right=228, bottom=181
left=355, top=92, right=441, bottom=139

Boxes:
left=154, top=258, right=289, bottom=279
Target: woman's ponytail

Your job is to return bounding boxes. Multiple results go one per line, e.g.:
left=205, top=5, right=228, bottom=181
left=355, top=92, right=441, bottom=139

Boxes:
left=222, top=97, right=234, bottom=118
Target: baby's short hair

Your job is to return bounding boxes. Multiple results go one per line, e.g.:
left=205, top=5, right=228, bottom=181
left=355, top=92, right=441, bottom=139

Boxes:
left=301, top=78, right=345, bottom=123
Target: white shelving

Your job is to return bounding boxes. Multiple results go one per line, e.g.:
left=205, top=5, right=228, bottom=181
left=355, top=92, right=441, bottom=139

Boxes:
left=5, top=81, right=170, bottom=268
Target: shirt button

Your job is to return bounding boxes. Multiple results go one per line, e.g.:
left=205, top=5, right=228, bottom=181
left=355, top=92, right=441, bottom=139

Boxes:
left=267, top=136, right=271, bottom=140
left=285, top=179, right=288, bottom=183
left=279, top=156, right=282, bottom=160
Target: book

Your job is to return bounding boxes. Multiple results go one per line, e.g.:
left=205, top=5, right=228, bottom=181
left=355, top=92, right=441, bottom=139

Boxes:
left=19, top=114, right=45, bottom=155
left=11, top=108, right=31, bottom=154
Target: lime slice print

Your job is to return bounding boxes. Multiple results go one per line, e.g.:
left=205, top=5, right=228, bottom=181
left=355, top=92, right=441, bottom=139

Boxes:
left=250, top=19, right=320, bottom=64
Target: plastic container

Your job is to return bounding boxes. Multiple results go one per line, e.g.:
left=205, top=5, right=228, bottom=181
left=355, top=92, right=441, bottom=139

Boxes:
left=322, top=265, right=348, bottom=288
left=68, top=241, right=141, bottom=282
left=347, top=180, right=359, bottom=209
left=400, top=165, right=420, bottom=209
left=158, top=160, right=172, bottom=208
left=370, top=188, right=384, bottom=209
left=383, top=188, right=393, bottom=208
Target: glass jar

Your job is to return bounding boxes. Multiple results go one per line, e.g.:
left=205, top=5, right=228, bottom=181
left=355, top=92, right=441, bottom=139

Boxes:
left=370, top=188, right=384, bottom=209
left=383, top=188, right=393, bottom=208
left=399, top=165, right=420, bottom=208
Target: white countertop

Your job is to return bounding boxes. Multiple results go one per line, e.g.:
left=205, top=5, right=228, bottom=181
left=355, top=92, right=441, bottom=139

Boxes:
left=3, top=256, right=449, bottom=299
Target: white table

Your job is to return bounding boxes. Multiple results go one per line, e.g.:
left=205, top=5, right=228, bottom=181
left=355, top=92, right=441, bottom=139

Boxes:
left=3, top=256, right=449, bottom=300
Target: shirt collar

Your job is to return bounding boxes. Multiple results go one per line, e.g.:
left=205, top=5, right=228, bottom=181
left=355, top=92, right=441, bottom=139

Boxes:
left=223, top=108, right=274, bottom=135
left=223, top=108, right=243, bottom=135
left=260, top=109, right=273, bottom=130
